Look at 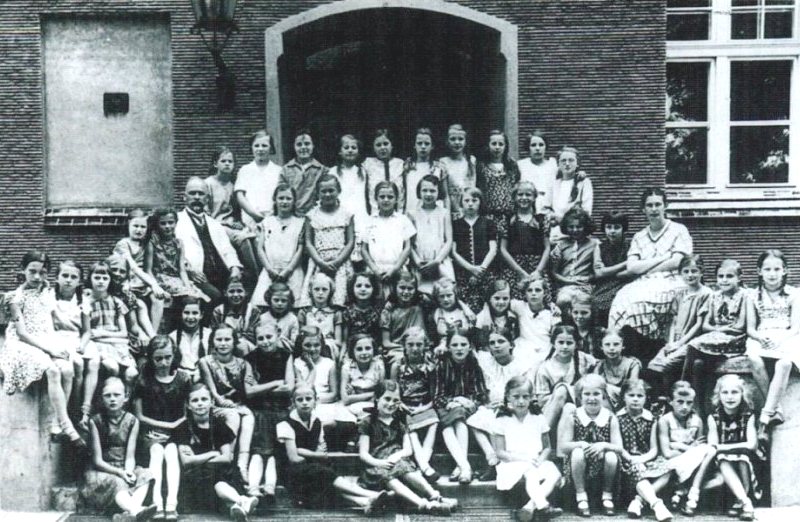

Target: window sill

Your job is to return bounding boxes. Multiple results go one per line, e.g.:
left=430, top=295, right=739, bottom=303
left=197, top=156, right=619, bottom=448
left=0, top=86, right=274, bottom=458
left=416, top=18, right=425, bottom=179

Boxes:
left=665, top=194, right=800, bottom=218
left=44, top=208, right=131, bottom=227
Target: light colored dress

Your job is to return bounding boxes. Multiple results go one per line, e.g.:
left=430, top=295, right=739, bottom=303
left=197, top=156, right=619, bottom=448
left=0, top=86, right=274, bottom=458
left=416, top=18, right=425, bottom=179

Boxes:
left=0, top=284, right=60, bottom=394
left=510, top=300, right=562, bottom=374
left=517, top=157, right=558, bottom=215
left=363, top=157, right=406, bottom=214
left=609, top=220, right=693, bottom=340
left=252, top=214, right=305, bottom=307
left=533, top=351, right=597, bottom=408
left=663, top=411, right=711, bottom=483
left=300, top=206, right=353, bottom=307
left=745, top=285, right=800, bottom=368
left=83, top=295, right=134, bottom=368
left=205, top=176, right=254, bottom=247
left=467, top=352, right=532, bottom=432
left=403, top=159, right=448, bottom=214
left=340, top=358, right=386, bottom=419
left=363, top=212, right=416, bottom=274
left=234, top=160, right=282, bottom=229
left=335, top=164, right=370, bottom=262
left=493, top=412, right=559, bottom=491
left=114, top=238, right=147, bottom=294
left=52, top=291, right=84, bottom=358
left=409, top=205, right=454, bottom=293
left=294, top=356, right=341, bottom=424
left=439, top=155, right=477, bottom=216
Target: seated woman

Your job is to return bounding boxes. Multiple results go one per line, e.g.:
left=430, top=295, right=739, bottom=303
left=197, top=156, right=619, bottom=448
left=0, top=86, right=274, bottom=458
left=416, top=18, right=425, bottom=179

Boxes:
left=608, top=188, right=693, bottom=364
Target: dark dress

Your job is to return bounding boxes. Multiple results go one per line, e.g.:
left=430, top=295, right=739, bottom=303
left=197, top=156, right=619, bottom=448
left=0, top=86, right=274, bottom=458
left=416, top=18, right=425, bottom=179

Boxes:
left=452, top=215, right=498, bottom=312
left=342, top=304, right=383, bottom=344
left=592, top=238, right=630, bottom=326
left=562, top=407, right=613, bottom=486
left=617, top=410, right=669, bottom=487
left=133, top=370, right=193, bottom=459
left=276, top=413, right=339, bottom=508
left=172, top=418, right=245, bottom=512
left=245, top=347, right=292, bottom=456
left=711, top=406, right=762, bottom=499
left=499, top=214, right=548, bottom=299
left=433, top=352, right=488, bottom=426
left=396, top=357, right=439, bottom=430
left=357, top=413, right=417, bottom=490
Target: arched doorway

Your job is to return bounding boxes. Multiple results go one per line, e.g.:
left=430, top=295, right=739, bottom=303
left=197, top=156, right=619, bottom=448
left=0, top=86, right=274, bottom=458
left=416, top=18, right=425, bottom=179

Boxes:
left=265, top=0, right=518, bottom=163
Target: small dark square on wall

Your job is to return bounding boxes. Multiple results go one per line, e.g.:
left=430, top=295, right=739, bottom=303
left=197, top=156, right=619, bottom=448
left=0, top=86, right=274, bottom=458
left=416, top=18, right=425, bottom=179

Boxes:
left=103, top=92, right=129, bottom=116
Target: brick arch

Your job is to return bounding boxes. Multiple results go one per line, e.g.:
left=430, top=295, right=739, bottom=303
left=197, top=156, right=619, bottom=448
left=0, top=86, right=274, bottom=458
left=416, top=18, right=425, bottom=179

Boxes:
left=264, top=0, right=518, bottom=162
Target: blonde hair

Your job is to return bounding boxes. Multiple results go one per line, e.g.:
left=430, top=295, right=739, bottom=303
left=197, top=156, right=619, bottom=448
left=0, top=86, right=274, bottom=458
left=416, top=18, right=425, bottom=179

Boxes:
left=711, top=374, right=753, bottom=411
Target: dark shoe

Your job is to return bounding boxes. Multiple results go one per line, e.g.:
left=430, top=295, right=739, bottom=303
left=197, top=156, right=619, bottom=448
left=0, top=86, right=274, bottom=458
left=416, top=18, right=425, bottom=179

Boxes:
left=515, top=507, right=534, bottom=522
left=135, top=504, right=158, bottom=521
left=535, top=505, right=563, bottom=519
left=477, top=466, right=497, bottom=481
left=577, top=500, right=591, bottom=517
left=261, top=492, right=275, bottom=507
left=424, top=468, right=441, bottom=485
left=602, top=498, right=615, bottom=516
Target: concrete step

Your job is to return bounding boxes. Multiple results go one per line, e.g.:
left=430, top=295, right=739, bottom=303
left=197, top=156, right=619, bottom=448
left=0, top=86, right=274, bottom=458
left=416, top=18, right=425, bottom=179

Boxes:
left=770, top=376, right=800, bottom=507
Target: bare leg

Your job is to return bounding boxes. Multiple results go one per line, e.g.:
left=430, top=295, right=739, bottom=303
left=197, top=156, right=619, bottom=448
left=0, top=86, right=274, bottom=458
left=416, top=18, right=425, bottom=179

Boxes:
left=332, top=476, right=380, bottom=499
left=149, top=444, right=166, bottom=509
left=214, top=481, right=246, bottom=505
left=441, top=425, right=470, bottom=476
left=164, top=443, right=181, bottom=511
left=81, top=357, right=100, bottom=427
left=45, top=364, right=78, bottom=439
left=737, top=461, right=751, bottom=497
left=570, top=448, right=587, bottom=495
left=150, top=298, right=165, bottom=334
left=473, top=428, right=498, bottom=466
left=602, top=451, right=618, bottom=499
left=402, top=470, right=439, bottom=499
left=56, top=359, right=75, bottom=408
left=543, top=387, right=570, bottom=434
left=747, top=354, right=769, bottom=402
left=263, top=456, right=277, bottom=495
left=123, top=366, right=138, bottom=388
left=136, top=301, right=157, bottom=338
left=115, top=480, right=150, bottom=514
left=102, top=359, right=120, bottom=377
left=247, top=454, right=264, bottom=495
left=237, top=411, right=255, bottom=476
left=718, top=461, right=748, bottom=501
left=763, top=358, right=792, bottom=417
left=525, top=463, right=561, bottom=510
left=688, top=446, right=716, bottom=504
left=385, top=478, right=428, bottom=509
left=410, top=431, right=431, bottom=472
left=421, top=423, right=437, bottom=465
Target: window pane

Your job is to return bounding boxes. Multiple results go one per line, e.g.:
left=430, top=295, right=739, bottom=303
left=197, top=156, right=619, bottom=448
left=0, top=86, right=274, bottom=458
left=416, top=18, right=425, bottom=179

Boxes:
left=765, top=0, right=795, bottom=6
left=668, top=13, right=710, bottom=40
left=668, top=0, right=710, bottom=6
left=732, top=0, right=758, bottom=5
left=730, top=61, right=791, bottom=121
left=667, top=128, right=708, bottom=184
left=765, top=10, right=794, bottom=38
left=667, top=62, right=709, bottom=122
left=730, top=126, right=789, bottom=184
left=731, top=11, right=758, bottom=39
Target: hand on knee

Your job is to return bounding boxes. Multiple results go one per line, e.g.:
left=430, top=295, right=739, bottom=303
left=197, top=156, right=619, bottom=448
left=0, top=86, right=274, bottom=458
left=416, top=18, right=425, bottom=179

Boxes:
left=604, top=451, right=618, bottom=466
left=570, top=447, right=585, bottom=461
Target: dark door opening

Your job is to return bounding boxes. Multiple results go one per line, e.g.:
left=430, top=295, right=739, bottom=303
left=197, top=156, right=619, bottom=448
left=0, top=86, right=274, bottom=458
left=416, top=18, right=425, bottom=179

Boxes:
left=279, top=8, right=506, bottom=165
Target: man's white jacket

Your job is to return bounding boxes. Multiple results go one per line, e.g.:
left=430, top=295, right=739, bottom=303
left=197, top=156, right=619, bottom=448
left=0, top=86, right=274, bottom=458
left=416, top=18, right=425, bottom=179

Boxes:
left=175, top=209, right=242, bottom=273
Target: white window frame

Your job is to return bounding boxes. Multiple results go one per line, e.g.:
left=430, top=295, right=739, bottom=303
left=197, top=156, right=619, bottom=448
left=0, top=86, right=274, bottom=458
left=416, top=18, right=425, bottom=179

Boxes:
left=666, top=0, right=800, bottom=217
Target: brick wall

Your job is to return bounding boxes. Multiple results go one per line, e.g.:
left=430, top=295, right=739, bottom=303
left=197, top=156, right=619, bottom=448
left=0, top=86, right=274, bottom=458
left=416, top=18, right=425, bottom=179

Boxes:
left=7, top=1, right=754, bottom=290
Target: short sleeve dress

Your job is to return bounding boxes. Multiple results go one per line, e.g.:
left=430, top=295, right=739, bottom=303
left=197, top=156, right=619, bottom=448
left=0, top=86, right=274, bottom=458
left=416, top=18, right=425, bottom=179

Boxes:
left=83, top=294, right=134, bottom=368
left=133, top=370, right=193, bottom=446
left=357, top=414, right=417, bottom=490
left=251, top=214, right=306, bottom=307
left=409, top=205, right=455, bottom=293
left=562, top=407, right=613, bottom=485
left=688, top=289, right=748, bottom=357
left=300, top=206, right=354, bottom=306
left=452, top=215, right=498, bottom=313
left=499, top=213, right=548, bottom=299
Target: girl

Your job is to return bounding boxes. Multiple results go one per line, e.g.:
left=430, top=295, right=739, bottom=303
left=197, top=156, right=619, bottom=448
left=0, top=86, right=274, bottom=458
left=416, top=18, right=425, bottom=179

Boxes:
left=276, top=385, right=388, bottom=512
left=359, top=380, right=455, bottom=515
left=279, top=129, right=329, bottom=216
left=498, top=181, right=549, bottom=299
left=342, top=271, right=383, bottom=347
left=251, top=282, right=298, bottom=353
left=401, top=127, right=449, bottom=213
left=684, top=260, right=753, bottom=399
left=362, top=128, right=406, bottom=214
left=244, top=322, right=294, bottom=501
left=474, top=279, right=520, bottom=350
left=145, top=207, right=207, bottom=311
left=646, top=255, right=712, bottom=398
left=569, top=292, right=604, bottom=359
left=708, top=375, right=759, bottom=520
left=510, top=275, right=563, bottom=373
left=172, top=383, right=259, bottom=520
left=390, top=327, right=440, bottom=483
left=491, top=376, right=563, bottom=522
left=204, top=146, right=259, bottom=280
left=302, top=174, right=354, bottom=306
left=593, top=329, right=642, bottom=410
left=533, top=325, right=597, bottom=435
left=0, top=251, right=84, bottom=446
left=297, top=272, right=343, bottom=361
left=80, top=260, right=138, bottom=387
left=198, top=325, right=256, bottom=480
left=657, top=381, right=717, bottom=516
left=433, top=328, right=488, bottom=484
left=340, top=333, right=386, bottom=420
left=168, top=297, right=211, bottom=378
left=616, top=379, right=673, bottom=522
left=380, top=270, right=431, bottom=366
left=409, top=175, right=454, bottom=294
left=550, top=146, right=593, bottom=242
left=549, top=207, right=600, bottom=308
left=334, top=134, right=371, bottom=249
left=113, top=209, right=168, bottom=329
left=293, top=326, right=339, bottom=427
left=235, top=129, right=282, bottom=229
left=591, top=211, right=631, bottom=325
left=517, top=130, right=558, bottom=215
left=251, top=183, right=305, bottom=307
left=133, top=336, right=190, bottom=520
left=362, top=181, right=416, bottom=285
left=211, top=279, right=258, bottom=356
left=476, top=130, right=520, bottom=225
left=80, top=377, right=157, bottom=521
left=557, top=374, right=620, bottom=517
left=431, top=277, right=475, bottom=353
left=452, top=187, right=498, bottom=312
left=107, top=253, right=156, bottom=354
left=746, top=250, right=800, bottom=433
left=51, top=260, right=95, bottom=436
left=438, top=123, right=477, bottom=217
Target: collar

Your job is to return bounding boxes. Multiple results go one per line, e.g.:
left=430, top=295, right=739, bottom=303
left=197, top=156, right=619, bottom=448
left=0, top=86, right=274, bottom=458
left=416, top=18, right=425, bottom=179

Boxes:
left=576, top=407, right=611, bottom=427
left=646, top=220, right=671, bottom=242
left=185, top=207, right=206, bottom=222
left=289, top=409, right=319, bottom=429
left=616, top=409, right=654, bottom=421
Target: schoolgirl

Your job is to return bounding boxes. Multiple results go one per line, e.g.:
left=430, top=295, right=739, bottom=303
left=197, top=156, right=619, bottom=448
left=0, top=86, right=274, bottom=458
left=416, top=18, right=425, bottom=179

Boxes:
left=438, top=123, right=477, bottom=217
left=234, top=129, right=282, bottom=229
left=279, top=129, right=329, bottom=216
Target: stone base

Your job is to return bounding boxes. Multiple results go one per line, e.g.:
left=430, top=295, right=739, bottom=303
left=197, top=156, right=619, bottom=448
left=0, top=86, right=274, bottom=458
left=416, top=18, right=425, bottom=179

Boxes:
left=770, top=377, right=800, bottom=507
left=0, top=381, right=67, bottom=511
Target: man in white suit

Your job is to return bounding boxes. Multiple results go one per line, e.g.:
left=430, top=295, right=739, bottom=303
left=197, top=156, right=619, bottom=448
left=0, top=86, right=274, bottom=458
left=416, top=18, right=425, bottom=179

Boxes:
left=176, top=177, right=243, bottom=307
